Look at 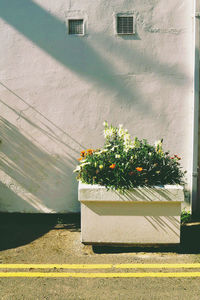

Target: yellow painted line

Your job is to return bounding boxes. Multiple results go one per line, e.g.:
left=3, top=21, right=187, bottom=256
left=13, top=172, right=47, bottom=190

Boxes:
left=1, top=272, right=200, bottom=278
left=0, top=264, right=113, bottom=269
left=114, top=264, right=200, bottom=269
left=1, top=263, right=200, bottom=269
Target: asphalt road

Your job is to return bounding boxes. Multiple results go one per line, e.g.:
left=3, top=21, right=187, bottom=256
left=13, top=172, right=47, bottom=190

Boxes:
left=0, top=213, right=200, bottom=300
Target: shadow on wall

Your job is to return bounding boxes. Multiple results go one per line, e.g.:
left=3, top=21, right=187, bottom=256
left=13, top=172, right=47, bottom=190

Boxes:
left=0, top=0, right=189, bottom=117
left=0, top=0, right=140, bottom=107
left=0, top=96, right=83, bottom=159
left=0, top=0, right=190, bottom=212
left=0, top=117, right=80, bottom=213
left=93, top=31, right=189, bottom=87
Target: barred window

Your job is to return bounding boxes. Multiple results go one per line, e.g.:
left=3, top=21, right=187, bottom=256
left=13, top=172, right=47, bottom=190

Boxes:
left=69, top=19, right=84, bottom=35
left=117, top=16, right=134, bottom=34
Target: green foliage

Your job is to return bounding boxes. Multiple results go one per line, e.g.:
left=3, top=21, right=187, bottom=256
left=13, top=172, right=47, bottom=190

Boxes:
left=74, top=122, right=185, bottom=192
left=181, top=209, right=192, bottom=224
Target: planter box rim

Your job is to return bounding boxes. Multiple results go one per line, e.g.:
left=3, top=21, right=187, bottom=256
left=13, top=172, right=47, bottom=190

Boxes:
left=79, top=182, right=183, bottom=190
left=78, top=182, right=184, bottom=203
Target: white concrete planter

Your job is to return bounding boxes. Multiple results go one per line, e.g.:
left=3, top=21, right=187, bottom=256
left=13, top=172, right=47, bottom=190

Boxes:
left=78, top=182, right=184, bottom=245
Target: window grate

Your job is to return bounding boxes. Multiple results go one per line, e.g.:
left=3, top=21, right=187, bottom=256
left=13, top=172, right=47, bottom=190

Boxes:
left=69, top=19, right=84, bottom=35
left=117, top=16, right=134, bottom=34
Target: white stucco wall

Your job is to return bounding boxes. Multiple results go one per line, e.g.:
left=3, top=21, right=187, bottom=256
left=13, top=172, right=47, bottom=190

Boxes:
left=0, top=0, right=194, bottom=212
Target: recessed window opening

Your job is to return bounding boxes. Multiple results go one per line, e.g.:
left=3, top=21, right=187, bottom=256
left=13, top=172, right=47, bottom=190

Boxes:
left=117, top=16, right=134, bottom=34
left=68, top=19, right=84, bottom=35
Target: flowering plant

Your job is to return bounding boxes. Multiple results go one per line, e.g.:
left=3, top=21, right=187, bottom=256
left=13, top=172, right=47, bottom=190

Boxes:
left=74, top=122, right=185, bottom=192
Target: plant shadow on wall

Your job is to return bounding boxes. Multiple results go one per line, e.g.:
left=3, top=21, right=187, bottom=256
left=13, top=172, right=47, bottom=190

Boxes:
left=0, top=117, right=79, bottom=213
left=0, top=0, right=189, bottom=116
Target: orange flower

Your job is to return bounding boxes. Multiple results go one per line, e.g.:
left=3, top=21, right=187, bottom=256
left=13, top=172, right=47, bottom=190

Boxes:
left=87, top=149, right=94, bottom=155
left=78, top=157, right=83, bottom=161
left=80, top=150, right=85, bottom=157
left=136, top=167, right=143, bottom=172
left=109, top=164, right=116, bottom=169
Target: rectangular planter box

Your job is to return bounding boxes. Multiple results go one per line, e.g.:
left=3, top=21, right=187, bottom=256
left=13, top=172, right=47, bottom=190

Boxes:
left=78, top=182, right=184, bottom=245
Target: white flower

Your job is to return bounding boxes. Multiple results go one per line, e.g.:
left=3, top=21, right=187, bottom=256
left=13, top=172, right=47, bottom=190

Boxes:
left=80, top=162, right=91, bottom=167
left=115, top=154, right=121, bottom=158
left=104, top=128, right=115, bottom=139
left=101, top=149, right=108, bottom=153
left=95, top=149, right=108, bottom=155
left=73, top=166, right=80, bottom=172
left=118, top=128, right=124, bottom=137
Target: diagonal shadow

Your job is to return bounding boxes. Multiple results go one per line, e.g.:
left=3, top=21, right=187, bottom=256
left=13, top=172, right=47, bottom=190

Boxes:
left=0, top=117, right=80, bottom=213
left=0, top=82, right=85, bottom=152
left=0, top=0, right=190, bottom=131
left=0, top=0, right=156, bottom=115
left=0, top=97, right=81, bottom=159
left=0, top=0, right=191, bottom=212
left=92, top=32, right=189, bottom=86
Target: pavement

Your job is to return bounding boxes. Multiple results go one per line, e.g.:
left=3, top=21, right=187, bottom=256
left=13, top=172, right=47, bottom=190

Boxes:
left=0, top=213, right=200, bottom=300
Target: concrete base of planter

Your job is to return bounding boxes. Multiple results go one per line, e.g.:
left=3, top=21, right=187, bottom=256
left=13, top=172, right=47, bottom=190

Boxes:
left=78, top=182, right=184, bottom=245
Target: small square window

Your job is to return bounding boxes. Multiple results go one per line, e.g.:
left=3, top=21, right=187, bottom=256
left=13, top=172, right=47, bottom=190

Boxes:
left=117, top=16, right=134, bottom=34
left=68, top=19, right=84, bottom=35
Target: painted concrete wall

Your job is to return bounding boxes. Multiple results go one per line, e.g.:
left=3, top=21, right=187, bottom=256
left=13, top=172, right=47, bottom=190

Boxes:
left=0, top=0, right=194, bottom=212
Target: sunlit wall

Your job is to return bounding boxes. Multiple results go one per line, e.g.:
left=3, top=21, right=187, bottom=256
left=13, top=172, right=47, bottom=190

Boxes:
left=0, top=0, right=194, bottom=212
